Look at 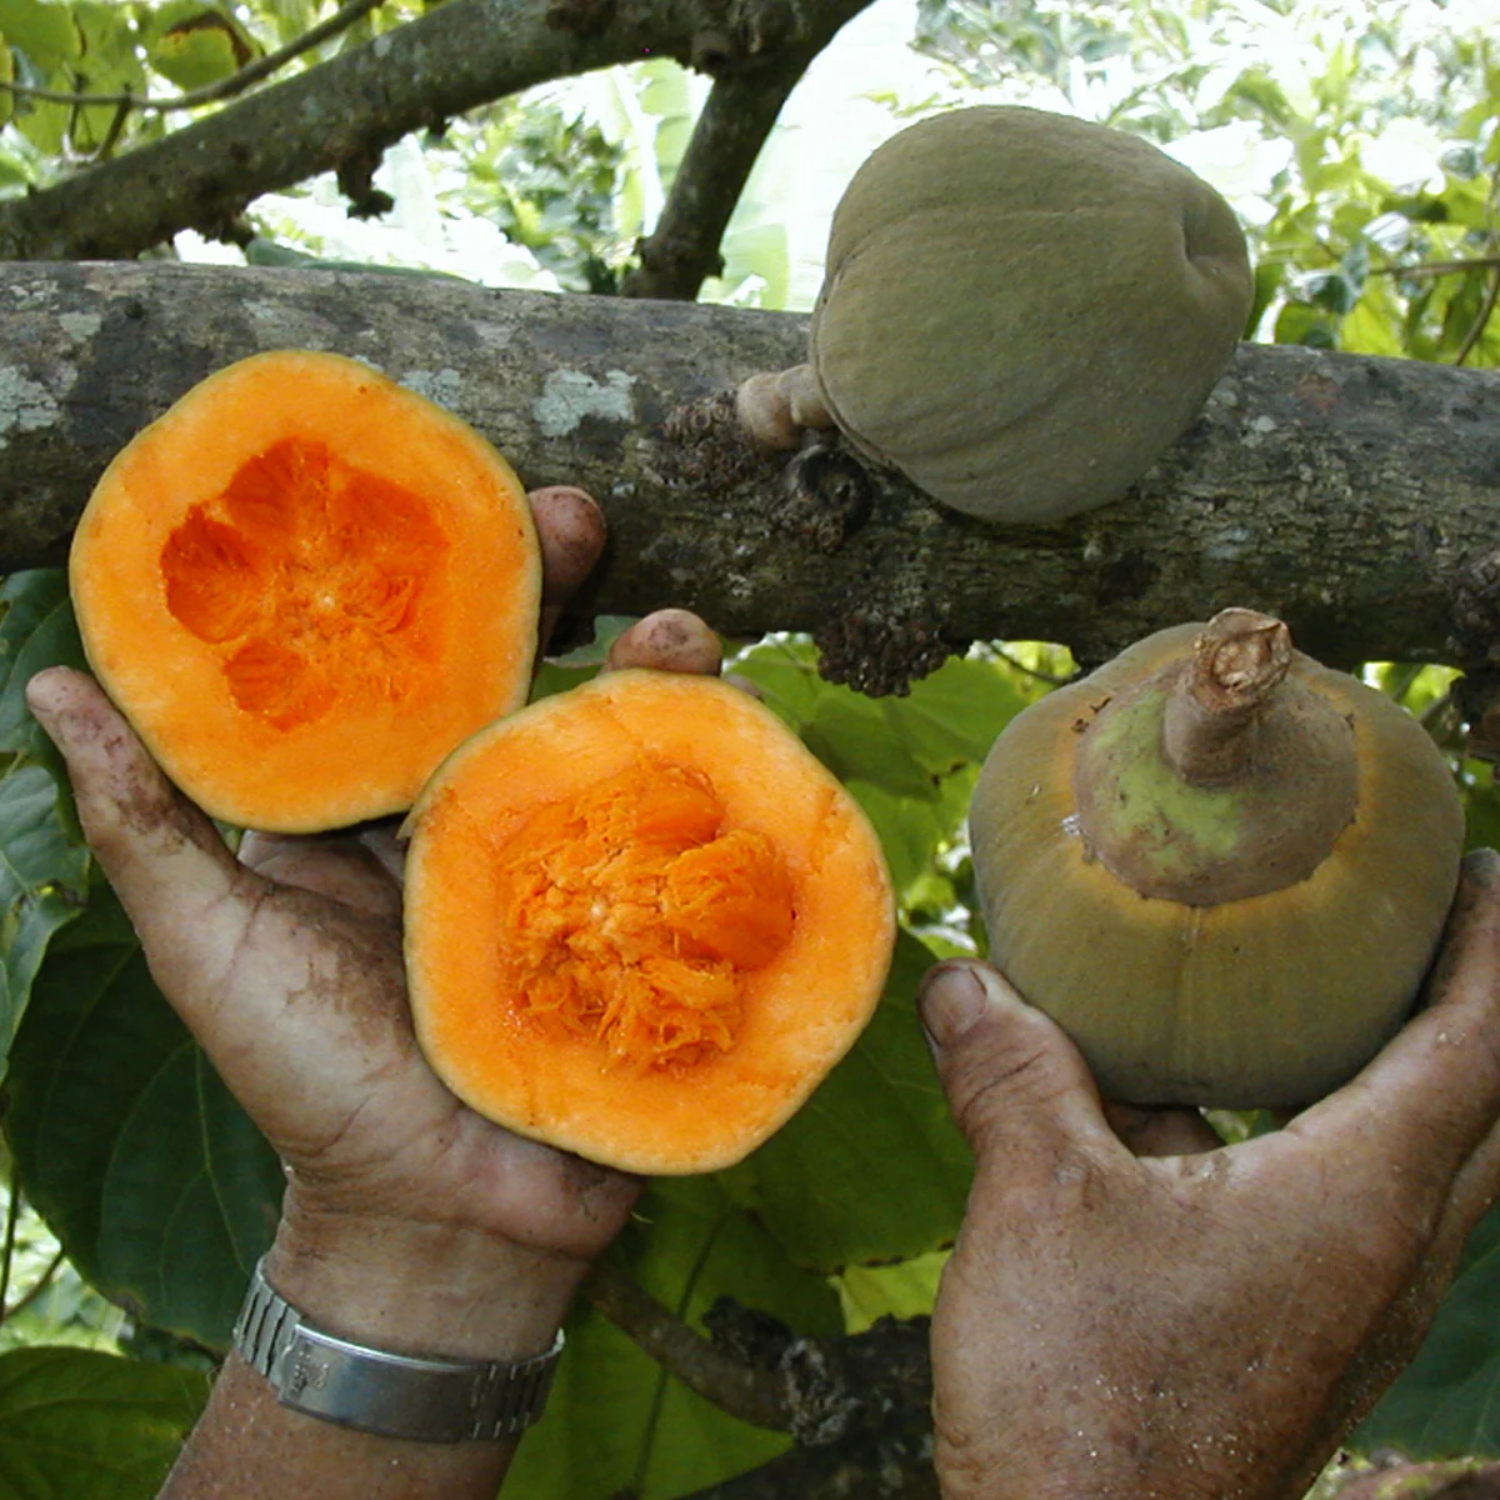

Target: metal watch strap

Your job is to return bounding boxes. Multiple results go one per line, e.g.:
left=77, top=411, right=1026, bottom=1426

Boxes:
left=232, top=1257, right=563, bottom=1443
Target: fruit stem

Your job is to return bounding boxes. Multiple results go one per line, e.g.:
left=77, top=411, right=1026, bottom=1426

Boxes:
left=1162, top=608, right=1292, bottom=785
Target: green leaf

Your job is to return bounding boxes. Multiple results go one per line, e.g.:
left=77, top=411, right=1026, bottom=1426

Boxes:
left=721, top=931, right=972, bottom=1270
left=141, top=1, right=256, bottom=91
left=0, top=760, right=88, bottom=1063
left=510, top=1175, right=840, bottom=1499
left=1340, top=298, right=1405, bottom=358
left=0, top=570, right=85, bottom=754
left=0, top=569, right=92, bottom=1067
left=5, top=885, right=282, bottom=1348
left=1355, top=1202, right=1500, bottom=1457
left=0, top=0, right=80, bottom=71
left=0, top=1346, right=208, bottom=1499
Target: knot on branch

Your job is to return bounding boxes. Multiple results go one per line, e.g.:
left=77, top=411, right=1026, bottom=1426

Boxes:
left=1453, top=548, right=1500, bottom=668
left=704, top=1301, right=935, bottom=1450
left=816, top=608, right=961, bottom=697
left=659, top=389, right=783, bottom=489
left=336, top=144, right=394, bottom=219
left=780, top=1315, right=934, bottom=1449
left=727, top=0, right=813, bottom=54
left=771, top=442, right=873, bottom=553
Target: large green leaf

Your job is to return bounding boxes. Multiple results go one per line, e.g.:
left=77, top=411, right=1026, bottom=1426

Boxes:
left=509, top=1175, right=841, bottom=1499
left=0, top=568, right=87, bottom=809
left=1354, top=1203, right=1500, bottom=1458
left=736, top=641, right=1038, bottom=798
left=721, top=931, right=972, bottom=1271
left=0, top=0, right=80, bottom=70
left=0, top=570, right=92, bottom=1065
left=0, top=760, right=88, bottom=1061
left=0, top=1347, right=206, bottom=1499
left=5, top=886, right=281, bottom=1349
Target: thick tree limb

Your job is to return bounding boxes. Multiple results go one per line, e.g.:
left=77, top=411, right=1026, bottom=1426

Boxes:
left=0, top=0, right=877, bottom=261
left=622, top=0, right=870, bottom=300
left=2, top=260, right=1499, bottom=686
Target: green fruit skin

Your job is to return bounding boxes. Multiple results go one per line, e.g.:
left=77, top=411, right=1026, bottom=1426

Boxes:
left=969, top=623, right=1465, bottom=1108
left=811, top=107, right=1254, bottom=525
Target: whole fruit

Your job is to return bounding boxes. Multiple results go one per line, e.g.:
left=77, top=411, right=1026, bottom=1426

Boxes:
left=970, top=610, right=1464, bottom=1108
left=805, top=106, right=1253, bottom=524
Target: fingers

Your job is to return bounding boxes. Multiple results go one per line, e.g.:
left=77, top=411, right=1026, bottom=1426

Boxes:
left=238, top=827, right=404, bottom=921
left=919, top=960, right=1126, bottom=1192
left=25, top=666, right=251, bottom=960
left=529, top=486, right=607, bottom=649
left=1295, top=849, right=1500, bottom=1188
left=1103, top=1100, right=1223, bottom=1158
left=605, top=609, right=724, bottom=677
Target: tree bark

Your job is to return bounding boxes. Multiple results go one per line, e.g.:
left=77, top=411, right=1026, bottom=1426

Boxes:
left=2, top=260, right=1498, bottom=683
left=0, top=0, right=874, bottom=262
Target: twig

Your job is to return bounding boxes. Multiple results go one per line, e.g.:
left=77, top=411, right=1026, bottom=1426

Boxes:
left=0, top=0, right=386, bottom=116
left=2, top=1247, right=67, bottom=1322
left=1453, top=265, right=1500, bottom=367
left=0, top=1167, right=19, bottom=1319
left=993, top=646, right=1075, bottom=687
left=622, top=0, right=872, bottom=301
left=1370, top=256, right=1500, bottom=280
left=583, top=1261, right=792, bottom=1431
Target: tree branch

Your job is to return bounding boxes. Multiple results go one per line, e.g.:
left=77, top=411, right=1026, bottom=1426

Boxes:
left=584, top=1262, right=938, bottom=1497
left=0, top=0, right=877, bottom=260
left=2, top=261, right=1499, bottom=689
left=0, top=0, right=387, bottom=116
left=583, top=1261, right=792, bottom=1430
left=621, top=0, right=869, bottom=300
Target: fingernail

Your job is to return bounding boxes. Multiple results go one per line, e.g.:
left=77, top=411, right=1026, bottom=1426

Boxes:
left=919, top=963, right=992, bottom=1048
left=23, top=670, right=62, bottom=728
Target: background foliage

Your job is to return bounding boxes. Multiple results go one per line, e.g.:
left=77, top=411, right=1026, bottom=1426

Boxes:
left=0, top=0, right=1496, bottom=1496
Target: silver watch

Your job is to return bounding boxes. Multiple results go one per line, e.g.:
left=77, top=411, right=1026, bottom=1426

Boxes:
left=232, top=1257, right=564, bottom=1442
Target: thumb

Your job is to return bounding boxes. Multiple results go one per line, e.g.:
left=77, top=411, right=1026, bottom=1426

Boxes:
left=919, top=960, right=1123, bottom=1185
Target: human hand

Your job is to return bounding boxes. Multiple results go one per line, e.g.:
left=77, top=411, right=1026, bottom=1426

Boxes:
left=25, top=490, right=720, bottom=1363
left=921, top=849, right=1500, bottom=1500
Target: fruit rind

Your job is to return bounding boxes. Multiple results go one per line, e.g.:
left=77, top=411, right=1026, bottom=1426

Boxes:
left=809, top=106, right=1253, bottom=524
left=970, top=620, right=1463, bottom=1107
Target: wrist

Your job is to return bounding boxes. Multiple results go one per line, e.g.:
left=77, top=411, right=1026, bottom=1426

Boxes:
left=265, top=1192, right=590, bottom=1363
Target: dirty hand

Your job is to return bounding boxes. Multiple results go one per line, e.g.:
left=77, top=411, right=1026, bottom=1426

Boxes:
left=921, top=849, right=1500, bottom=1500
left=25, top=492, right=718, bottom=1363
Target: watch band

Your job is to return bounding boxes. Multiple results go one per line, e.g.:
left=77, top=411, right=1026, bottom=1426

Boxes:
left=232, top=1257, right=564, bottom=1443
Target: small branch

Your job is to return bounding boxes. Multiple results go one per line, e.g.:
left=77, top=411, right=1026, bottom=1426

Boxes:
left=622, top=0, right=870, bottom=300
left=992, top=646, right=1076, bottom=687
left=583, top=1261, right=793, bottom=1431
left=0, top=0, right=387, bottom=116
left=1370, top=255, right=1500, bottom=279
left=0, top=1167, right=19, bottom=1319
left=1453, top=265, right=1500, bottom=367
left=2, top=1247, right=66, bottom=1322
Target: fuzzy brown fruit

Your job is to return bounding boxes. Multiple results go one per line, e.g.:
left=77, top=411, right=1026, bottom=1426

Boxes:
left=802, top=106, right=1253, bottom=524
left=970, top=610, right=1464, bottom=1108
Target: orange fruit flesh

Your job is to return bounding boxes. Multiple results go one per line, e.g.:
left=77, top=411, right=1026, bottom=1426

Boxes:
left=404, top=671, right=896, bottom=1175
left=70, top=351, right=540, bottom=832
